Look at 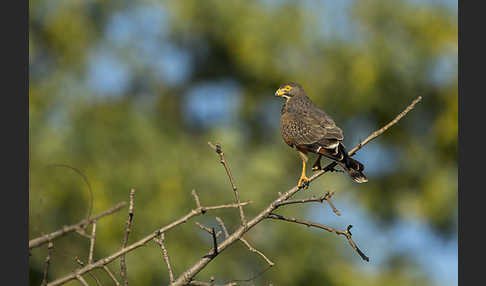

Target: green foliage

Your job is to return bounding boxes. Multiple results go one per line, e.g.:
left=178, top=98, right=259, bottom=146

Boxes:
left=29, top=0, right=457, bottom=285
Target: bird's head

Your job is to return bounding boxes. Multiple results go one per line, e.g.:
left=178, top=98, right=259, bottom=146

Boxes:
left=275, top=82, right=304, bottom=99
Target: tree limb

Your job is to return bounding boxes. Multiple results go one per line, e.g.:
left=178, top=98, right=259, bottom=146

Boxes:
left=169, top=96, right=421, bottom=285
left=46, top=198, right=250, bottom=286
left=29, top=202, right=127, bottom=249
left=267, top=213, right=369, bottom=262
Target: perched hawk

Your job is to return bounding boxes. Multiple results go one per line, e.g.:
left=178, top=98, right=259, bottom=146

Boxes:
left=275, top=82, right=367, bottom=187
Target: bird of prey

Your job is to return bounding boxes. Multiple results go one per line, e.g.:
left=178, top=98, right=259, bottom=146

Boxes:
left=275, top=82, right=367, bottom=188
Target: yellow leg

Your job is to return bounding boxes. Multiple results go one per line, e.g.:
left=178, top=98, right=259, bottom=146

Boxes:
left=297, top=152, right=310, bottom=188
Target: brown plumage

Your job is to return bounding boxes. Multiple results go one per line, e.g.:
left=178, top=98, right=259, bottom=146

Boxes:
left=275, top=82, right=367, bottom=187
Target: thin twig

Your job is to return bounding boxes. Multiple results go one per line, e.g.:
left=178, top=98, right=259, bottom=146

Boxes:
left=30, top=202, right=127, bottom=249
left=195, top=222, right=221, bottom=258
left=154, top=232, right=175, bottom=283
left=192, top=190, right=205, bottom=214
left=274, top=194, right=328, bottom=207
left=41, top=241, right=54, bottom=286
left=120, top=188, right=135, bottom=286
left=170, top=97, right=420, bottom=285
left=75, top=228, right=92, bottom=240
left=47, top=201, right=250, bottom=286
left=239, top=238, right=274, bottom=266
left=103, top=265, right=121, bottom=286
left=274, top=191, right=341, bottom=216
left=75, top=257, right=102, bottom=286
left=211, top=228, right=218, bottom=255
left=195, top=222, right=222, bottom=239
left=323, top=191, right=341, bottom=216
left=88, top=221, right=97, bottom=264
left=76, top=275, right=89, bottom=286
left=215, top=217, right=229, bottom=238
left=188, top=281, right=237, bottom=286
left=267, top=213, right=369, bottom=261
left=350, top=96, right=422, bottom=155
left=208, top=142, right=247, bottom=227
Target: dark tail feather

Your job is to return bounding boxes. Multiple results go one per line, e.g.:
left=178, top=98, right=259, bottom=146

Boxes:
left=345, top=157, right=368, bottom=183
left=318, top=144, right=368, bottom=183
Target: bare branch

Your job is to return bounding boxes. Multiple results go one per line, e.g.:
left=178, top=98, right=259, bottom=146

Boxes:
left=154, top=232, right=175, bottom=283
left=102, top=265, right=120, bottom=286
left=215, top=217, right=229, bottom=238
left=120, top=188, right=136, bottom=286
left=323, top=191, right=341, bottom=216
left=88, top=222, right=97, bottom=264
left=274, top=191, right=341, bottom=216
left=75, top=228, right=92, bottom=240
left=211, top=228, right=218, bottom=256
left=192, top=190, right=205, bottom=214
left=46, top=200, right=250, bottom=286
left=30, top=202, right=127, bottom=249
left=43, top=97, right=420, bottom=286
left=188, top=281, right=237, bottom=286
left=170, top=96, right=420, bottom=285
left=195, top=222, right=221, bottom=258
left=208, top=142, right=247, bottom=227
left=41, top=241, right=54, bottom=286
left=349, top=96, right=422, bottom=155
left=267, top=213, right=369, bottom=262
left=75, top=257, right=102, bottom=286
left=76, top=275, right=89, bottom=286
left=195, top=222, right=222, bottom=239
left=274, top=194, right=327, bottom=207
left=239, top=237, right=274, bottom=266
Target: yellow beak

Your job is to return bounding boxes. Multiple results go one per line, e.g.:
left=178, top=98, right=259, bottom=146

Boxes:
left=275, top=88, right=285, bottom=97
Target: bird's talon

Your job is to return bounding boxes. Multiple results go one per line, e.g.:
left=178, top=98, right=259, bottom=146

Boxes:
left=312, top=166, right=321, bottom=172
left=298, top=177, right=310, bottom=189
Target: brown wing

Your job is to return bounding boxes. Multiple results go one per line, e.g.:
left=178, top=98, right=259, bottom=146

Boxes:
left=281, top=104, right=343, bottom=149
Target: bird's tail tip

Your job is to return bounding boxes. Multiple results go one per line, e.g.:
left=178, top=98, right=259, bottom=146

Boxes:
left=348, top=169, right=368, bottom=183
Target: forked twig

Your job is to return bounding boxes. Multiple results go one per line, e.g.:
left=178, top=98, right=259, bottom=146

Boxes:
left=154, top=232, right=175, bottom=283
left=267, top=213, right=369, bottom=262
left=30, top=202, right=127, bottom=249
